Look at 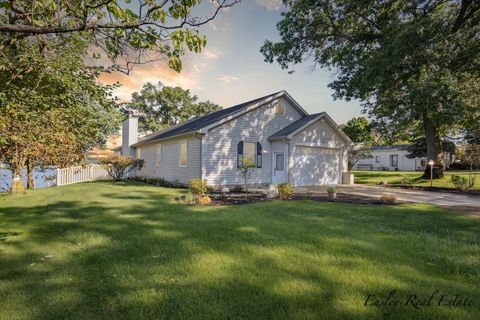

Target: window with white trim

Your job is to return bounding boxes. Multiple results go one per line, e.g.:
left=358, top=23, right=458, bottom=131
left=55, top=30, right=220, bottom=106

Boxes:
left=375, top=156, right=380, bottom=163
left=156, top=144, right=162, bottom=166
left=179, top=140, right=187, bottom=167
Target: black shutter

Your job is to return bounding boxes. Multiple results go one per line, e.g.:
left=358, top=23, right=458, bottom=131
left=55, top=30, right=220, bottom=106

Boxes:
left=256, top=142, right=262, bottom=168
left=237, top=141, right=243, bottom=167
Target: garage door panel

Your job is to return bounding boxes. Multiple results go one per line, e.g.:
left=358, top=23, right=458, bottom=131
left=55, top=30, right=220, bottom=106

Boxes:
left=292, top=146, right=340, bottom=186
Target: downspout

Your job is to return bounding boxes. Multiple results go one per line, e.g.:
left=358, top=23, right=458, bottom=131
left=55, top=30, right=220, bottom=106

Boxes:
left=283, top=137, right=289, bottom=184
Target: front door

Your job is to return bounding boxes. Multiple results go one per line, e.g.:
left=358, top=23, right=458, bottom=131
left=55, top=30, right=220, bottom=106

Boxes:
left=273, top=152, right=286, bottom=184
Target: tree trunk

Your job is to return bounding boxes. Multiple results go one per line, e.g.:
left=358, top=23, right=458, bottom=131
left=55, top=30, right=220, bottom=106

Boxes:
left=10, top=162, right=25, bottom=193
left=244, top=176, right=248, bottom=199
left=423, top=113, right=444, bottom=179
left=26, top=157, right=35, bottom=189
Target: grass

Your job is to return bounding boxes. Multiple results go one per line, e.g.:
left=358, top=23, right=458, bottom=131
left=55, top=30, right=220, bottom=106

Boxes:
left=353, top=170, right=480, bottom=190
left=1, top=181, right=479, bottom=320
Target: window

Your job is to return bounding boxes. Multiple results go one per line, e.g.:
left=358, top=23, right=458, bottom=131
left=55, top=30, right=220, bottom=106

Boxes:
left=390, top=154, right=398, bottom=167
left=244, top=142, right=256, bottom=164
left=179, top=140, right=187, bottom=167
left=156, top=144, right=162, bottom=166
left=277, top=102, right=286, bottom=116
left=375, top=156, right=380, bottom=163
left=275, top=153, right=284, bottom=170
left=136, top=147, right=141, bottom=159
left=420, top=160, right=426, bottom=167
left=237, top=141, right=262, bottom=168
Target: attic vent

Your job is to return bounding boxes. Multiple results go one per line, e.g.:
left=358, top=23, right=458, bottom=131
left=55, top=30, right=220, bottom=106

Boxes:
left=277, top=102, right=286, bottom=116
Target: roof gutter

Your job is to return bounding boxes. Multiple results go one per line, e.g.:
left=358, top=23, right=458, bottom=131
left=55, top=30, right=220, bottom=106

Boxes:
left=131, top=131, right=204, bottom=147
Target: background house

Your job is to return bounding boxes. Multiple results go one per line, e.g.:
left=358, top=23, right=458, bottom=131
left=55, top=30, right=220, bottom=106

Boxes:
left=353, top=145, right=452, bottom=171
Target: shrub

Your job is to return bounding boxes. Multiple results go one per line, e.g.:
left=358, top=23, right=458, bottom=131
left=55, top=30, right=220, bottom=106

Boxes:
left=189, top=179, right=209, bottom=195
left=231, top=185, right=244, bottom=193
left=98, top=155, right=144, bottom=181
left=206, top=185, right=215, bottom=194
left=278, top=183, right=294, bottom=200
left=183, top=192, right=197, bottom=204
left=451, top=175, right=471, bottom=191
left=400, top=175, right=413, bottom=185
left=326, top=185, right=336, bottom=193
left=129, top=177, right=186, bottom=188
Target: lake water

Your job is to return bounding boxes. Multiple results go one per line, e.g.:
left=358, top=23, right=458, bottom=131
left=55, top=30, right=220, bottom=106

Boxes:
left=0, top=168, right=57, bottom=192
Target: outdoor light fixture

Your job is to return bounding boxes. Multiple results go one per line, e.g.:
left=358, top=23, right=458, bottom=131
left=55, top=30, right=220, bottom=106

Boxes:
left=429, top=160, right=435, bottom=187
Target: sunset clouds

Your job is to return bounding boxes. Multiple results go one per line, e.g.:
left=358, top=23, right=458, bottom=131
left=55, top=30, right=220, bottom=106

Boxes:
left=98, top=61, right=202, bottom=102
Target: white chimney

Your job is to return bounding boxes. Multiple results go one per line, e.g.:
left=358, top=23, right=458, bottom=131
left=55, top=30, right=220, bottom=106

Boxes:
left=122, top=115, right=138, bottom=157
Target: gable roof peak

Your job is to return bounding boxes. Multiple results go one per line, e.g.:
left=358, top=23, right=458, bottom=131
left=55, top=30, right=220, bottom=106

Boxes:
left=131, top=91, right=307, bottom=147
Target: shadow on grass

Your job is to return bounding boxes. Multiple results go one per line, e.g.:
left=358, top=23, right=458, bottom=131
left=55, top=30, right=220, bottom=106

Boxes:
left=0, top=181, right=479, bottom=319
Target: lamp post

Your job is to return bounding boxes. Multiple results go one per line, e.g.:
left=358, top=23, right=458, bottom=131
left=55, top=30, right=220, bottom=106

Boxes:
left=428, top=160, right=435, bottom=187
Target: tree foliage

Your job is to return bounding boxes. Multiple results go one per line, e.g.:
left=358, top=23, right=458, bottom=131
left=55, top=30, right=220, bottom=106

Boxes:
left=98, top=155, right=144, bottom=181
left=0, top=0, right=239, bottom=73
left=342, top=117, right=374, bottom=143
left=453, top=143, right=480, bottom=190
left=405, top=136, right=456, bottom=159
left=347, top=144, right=373, bottom=172
left=262, top=0, right=480, bottom=178
left=456, top=144, right=480, bottom=169
left=237, top=159, right=256, bottom=197
left=127, top=82, right=221, bottom=133
left=0, top=35, right=121, bottom=189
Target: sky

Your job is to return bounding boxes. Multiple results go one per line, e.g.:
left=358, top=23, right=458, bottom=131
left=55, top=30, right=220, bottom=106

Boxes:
left=98, top=0, right=363, bottom=125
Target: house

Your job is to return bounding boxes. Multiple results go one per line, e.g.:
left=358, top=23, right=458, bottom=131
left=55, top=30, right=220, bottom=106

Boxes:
left=353, top=145, right=452, bottom=171
left=119, top=91, right=352, bottom=187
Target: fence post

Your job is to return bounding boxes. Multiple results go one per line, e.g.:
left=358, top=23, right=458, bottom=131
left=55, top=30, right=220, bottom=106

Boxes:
left=89, top=165, right=93, bottom=181
left=56, top=168, right=60, bottom=186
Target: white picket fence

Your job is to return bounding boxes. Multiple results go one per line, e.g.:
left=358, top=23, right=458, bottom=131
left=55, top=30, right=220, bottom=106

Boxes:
left=56, top=164, right=111, bottom=186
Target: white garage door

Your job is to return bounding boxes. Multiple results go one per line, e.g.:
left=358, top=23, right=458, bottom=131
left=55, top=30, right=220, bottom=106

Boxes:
left=292, top=146, right=340, bottom=186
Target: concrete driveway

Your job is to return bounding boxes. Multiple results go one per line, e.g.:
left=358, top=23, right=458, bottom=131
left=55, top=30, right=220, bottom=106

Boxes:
left=295, top=185, right=480, bottom=217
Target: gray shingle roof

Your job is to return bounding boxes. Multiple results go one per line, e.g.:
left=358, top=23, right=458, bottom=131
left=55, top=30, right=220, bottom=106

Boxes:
left=132, top=91, right=284, bottom=146
left=268, top=113, right=325, bottom=140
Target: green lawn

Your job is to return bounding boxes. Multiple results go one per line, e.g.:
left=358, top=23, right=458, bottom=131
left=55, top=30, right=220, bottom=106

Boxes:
left=353, top=170, right=480, bottom=190
left=1, top=181, right=479, bottom=320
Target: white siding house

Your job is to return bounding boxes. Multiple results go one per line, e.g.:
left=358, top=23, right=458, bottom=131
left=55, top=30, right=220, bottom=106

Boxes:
left=120, top=91, right=352, bottom=187
left=353, top=145, right=452, bottom=171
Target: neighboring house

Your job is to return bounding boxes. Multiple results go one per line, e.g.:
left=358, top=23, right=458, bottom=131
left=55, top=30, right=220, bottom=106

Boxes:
left=353, top=145, right=452, bottom=171
left=119, top=91, right=352, bottom=187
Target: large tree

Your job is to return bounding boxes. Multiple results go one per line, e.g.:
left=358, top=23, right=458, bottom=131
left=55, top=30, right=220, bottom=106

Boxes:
left=342, top=117, right=374, bottom=143
left=127, top=82, right=221, bottom=133
left=0, top=0, right=239, bottom=73
left=261, top=0, right=480, bottom=178
left=0, top=35, right=121, bottom=191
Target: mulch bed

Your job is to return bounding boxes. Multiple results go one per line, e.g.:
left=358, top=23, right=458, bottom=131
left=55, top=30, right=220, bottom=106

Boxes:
left=205, top=192, right=389, bottom=206
left=208, top=193, right=268, bottom=205
left=386, top=184, right=480, bottom=196
left=294, top=193, right=386, bottom=205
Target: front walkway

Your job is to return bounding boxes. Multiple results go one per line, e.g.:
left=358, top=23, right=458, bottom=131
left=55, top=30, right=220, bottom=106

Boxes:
left=295, top=185, right=480, bottom=217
